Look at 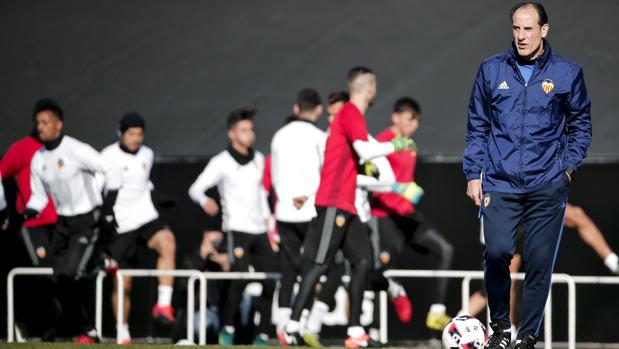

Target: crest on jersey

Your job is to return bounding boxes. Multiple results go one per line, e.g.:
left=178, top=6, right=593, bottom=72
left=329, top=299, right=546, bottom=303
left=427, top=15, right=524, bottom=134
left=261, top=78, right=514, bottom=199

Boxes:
left=36, top=247, right=46, bottom=259
left=57, top=159, right=64, bottom=169
left=483, top=194, right=491, bottom=208
left=541, top=79, right=555, bottom=94
left=335, top=214, right=346, bottom=228
left=143, top=162, right=148, bottom=173
left=379, top=251, right=391, bottom=265
left=234, top=247, right=245, bottom=258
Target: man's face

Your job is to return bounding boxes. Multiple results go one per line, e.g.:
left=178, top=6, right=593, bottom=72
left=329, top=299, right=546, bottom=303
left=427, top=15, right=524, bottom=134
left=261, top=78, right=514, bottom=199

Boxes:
left=327, top=101, right=345, bottom=124
left=121, top=127, right=144, bottom=152
left=228, top=119, right=255, bottom=148
left=392, top=110, right=419, bottom=138
left=512, top=6, right=548, bottom=60
left=36, top=111, right=63, bottom=142
left=367, top=79, right=377, bottom=106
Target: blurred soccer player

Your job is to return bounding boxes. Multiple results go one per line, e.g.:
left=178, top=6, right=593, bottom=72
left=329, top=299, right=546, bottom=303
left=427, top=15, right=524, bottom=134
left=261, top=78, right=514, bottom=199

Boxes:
left=102, top=112, right=177, bottom=344
left=279, top=67, right=416, bottom=348
left=189, top=109, right=276, bottom=345
left=25, top=98, right=122, bottom=343
left=270, top=88, right=326, bottom=332
left=371, top=97, right=454, bottom=331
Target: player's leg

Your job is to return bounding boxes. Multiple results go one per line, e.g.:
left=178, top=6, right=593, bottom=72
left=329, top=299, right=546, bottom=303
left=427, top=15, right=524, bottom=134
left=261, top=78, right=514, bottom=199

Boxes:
left=219, top=230, right=252, bottom=344
left=20, top=225, right=54, bottom=267
left=401, top=213, right=454, bottom=330
left=280, top=207, right=346, bottom=345
left=146, top=224, right=177, bottom=322
left=518, top=179, right=569, bottom=344
left=276, top=221, right=305, bottom=331
left=564, top=203, right=619, bottom=274
left=108, top=231, right=138, bottom=344
left=481, top=191, right=522, bottom=347
left=376, top=216, right=413, bottom=323
left=250, top=232, right=279, bottom=344
left=342, top=215, right=377, bottom=348
left=304, top=251, right=347, bottom=346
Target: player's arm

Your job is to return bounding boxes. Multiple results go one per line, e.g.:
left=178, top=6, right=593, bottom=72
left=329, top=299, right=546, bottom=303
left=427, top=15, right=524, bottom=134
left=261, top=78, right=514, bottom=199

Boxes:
left=352, top=137, right=415, bottom=162
left=75, top=143, right=122, bottom=229
left=563, top=66, right=592, bottom=180
left=25, top=156, right=48, bottom=218
left=0, top=172, right=7, bottom=222
left=0, top=143, right=26, bottom=179
left=463, top=63, right=491, bottom=206
left=188, top=158, right=223, bottom=216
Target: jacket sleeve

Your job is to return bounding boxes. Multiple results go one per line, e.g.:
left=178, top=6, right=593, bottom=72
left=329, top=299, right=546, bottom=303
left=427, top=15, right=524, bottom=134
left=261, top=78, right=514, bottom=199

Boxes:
left=26, top=155, right=49, bottom=213
left=463, top=63, right=491, bottom=180
left=0, top=143, right=25, bottom=178
left=74, top=142, right=122, bottom=191
left=563, top=66, right=592, bottom=171
left=188, top=158, right=223, bottom=206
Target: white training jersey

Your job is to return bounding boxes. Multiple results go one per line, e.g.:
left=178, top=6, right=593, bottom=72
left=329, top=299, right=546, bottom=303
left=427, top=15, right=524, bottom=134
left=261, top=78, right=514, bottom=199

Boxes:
left=28, top=135, right=122, bottom=217
left=270, top=119, right=326, bottom=223
left=101, top=143, right=159, bottom=234
left=0, top=171, right=6, bottom=211
left=189, top=149, right=270, bottom=234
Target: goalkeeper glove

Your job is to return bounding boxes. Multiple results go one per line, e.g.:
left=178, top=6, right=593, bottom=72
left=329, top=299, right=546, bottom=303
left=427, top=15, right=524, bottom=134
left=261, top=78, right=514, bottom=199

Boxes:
left=360, top=160, right=380, bottom=179
left=391, top=137, right=417, bottom=152
left=391, top=182, right=424, bottom=204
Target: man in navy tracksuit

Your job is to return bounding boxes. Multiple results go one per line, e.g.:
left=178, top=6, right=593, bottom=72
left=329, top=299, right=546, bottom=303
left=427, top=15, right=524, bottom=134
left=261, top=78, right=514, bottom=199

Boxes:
left=464, top=3, right=591, bottom=349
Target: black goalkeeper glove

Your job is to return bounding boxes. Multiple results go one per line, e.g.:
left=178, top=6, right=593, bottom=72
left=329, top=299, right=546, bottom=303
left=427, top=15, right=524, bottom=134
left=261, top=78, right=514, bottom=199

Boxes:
left=99, top=190, right=118, bottom=233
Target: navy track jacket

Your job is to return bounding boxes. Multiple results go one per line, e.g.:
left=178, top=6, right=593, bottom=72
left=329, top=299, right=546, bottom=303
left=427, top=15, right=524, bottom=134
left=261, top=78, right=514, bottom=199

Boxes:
left=463, top=41, right=592, bottom=193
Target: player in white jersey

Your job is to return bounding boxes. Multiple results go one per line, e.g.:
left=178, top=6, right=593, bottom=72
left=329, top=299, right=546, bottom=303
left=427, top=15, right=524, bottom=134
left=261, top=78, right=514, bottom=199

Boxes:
left=25, top=98, right=122, bottom=343
left=270, top=88, right=326, bottom=331
left=102, top=113, right=177, bottom=344
left=189, top=109, right=276, bottom=345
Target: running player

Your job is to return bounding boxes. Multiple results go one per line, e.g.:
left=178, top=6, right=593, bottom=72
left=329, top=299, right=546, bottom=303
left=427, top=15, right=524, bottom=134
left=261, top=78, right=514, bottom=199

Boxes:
left=25, top=98, right=122, bottom=343
left=102, top=112, right=177, bottom=344
left=279, top=67, right=416, bottom=348
left=270, top=88, right=326, bottom=332
left=189, top=108, right=277, bottom=345
left=371, top=97, right=455, bottom=332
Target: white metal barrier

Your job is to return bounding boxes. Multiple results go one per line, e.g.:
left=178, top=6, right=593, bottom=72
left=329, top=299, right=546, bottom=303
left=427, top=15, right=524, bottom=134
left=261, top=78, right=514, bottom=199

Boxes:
left=112, top=269, right=206, bottom=344
left=11, top=267, right=619, bottom=347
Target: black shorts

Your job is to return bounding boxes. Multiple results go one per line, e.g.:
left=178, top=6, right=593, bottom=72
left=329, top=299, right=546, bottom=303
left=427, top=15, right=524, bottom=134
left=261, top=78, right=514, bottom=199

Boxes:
left=302, top=206, right=372, bottom=266
left=50, top=211, right=99, bottom=278
left=277, top=220, right=310, bottom=270
left=108, top=218, right=168, bottom=268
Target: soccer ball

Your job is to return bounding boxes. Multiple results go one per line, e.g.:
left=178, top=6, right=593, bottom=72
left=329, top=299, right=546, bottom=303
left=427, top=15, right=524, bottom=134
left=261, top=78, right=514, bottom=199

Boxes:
left=442, top=315, right=488, bottom=349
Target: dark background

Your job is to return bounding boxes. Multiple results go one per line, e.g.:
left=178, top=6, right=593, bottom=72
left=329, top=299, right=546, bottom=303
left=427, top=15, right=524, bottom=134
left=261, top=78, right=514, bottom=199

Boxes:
left=2, top=0, right=619, bottom=344
left=1, top=0, right=618, bottom=157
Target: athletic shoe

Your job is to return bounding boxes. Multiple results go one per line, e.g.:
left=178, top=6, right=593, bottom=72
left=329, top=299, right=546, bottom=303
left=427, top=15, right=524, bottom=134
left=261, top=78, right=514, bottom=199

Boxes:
left=425, top=309, right=451, bottom=331
left=303, top=332, right=323, bottom=348
left=252, top=334, right=269, bottom=346
left=152, top=304, right=176, bottom=324
left=390, top=292, right=412, bottom=323
left=344, top=333, right=382, bottom=348
left=219, top=328, right=234, bottom=345
left=514, top=332, right=537, bottom=349
left=75, top=332, right=98, bottom=344
left=278, top=329, right=304, bottom=346
left=485, top=323, right=511, bottom=349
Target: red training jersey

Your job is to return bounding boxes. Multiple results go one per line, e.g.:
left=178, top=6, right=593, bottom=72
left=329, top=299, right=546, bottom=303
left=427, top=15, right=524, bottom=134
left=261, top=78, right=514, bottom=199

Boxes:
left=371, top=128, right=417, bottom=217
left=0, top=136, right=57, bottom=227
left=315, top=102, right=369, bottom=215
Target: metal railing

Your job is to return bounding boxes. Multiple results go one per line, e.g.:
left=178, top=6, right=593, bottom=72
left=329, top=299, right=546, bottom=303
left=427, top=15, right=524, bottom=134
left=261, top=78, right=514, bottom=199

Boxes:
left=11, top=267, right=619, bottom=348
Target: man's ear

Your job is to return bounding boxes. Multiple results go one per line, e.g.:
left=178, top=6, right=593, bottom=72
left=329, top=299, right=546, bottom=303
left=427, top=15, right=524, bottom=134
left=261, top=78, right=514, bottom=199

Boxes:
left=541, top=23, right=549, bottom=38
left=293, top=104, right=300, bottom=116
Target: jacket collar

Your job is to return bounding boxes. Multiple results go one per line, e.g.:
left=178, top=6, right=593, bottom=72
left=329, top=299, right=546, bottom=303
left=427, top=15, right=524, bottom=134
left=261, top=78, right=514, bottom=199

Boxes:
left=506, top=39, right=552, bottom=69
left=226, top=143, right=255, bottom=166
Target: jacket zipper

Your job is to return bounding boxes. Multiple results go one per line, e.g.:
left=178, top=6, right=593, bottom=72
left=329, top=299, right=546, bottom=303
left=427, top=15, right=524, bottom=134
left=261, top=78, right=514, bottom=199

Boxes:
left=521, top=83, right=527, bottom=188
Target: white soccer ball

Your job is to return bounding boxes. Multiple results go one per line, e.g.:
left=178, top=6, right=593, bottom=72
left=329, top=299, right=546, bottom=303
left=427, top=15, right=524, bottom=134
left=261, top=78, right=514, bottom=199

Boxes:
left=442, top=315, right=488, bottom=349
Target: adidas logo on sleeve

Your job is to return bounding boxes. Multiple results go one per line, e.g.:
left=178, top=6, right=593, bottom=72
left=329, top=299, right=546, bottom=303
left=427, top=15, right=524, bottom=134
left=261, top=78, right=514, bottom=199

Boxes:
left=498, top=81, right=510, bottom=90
